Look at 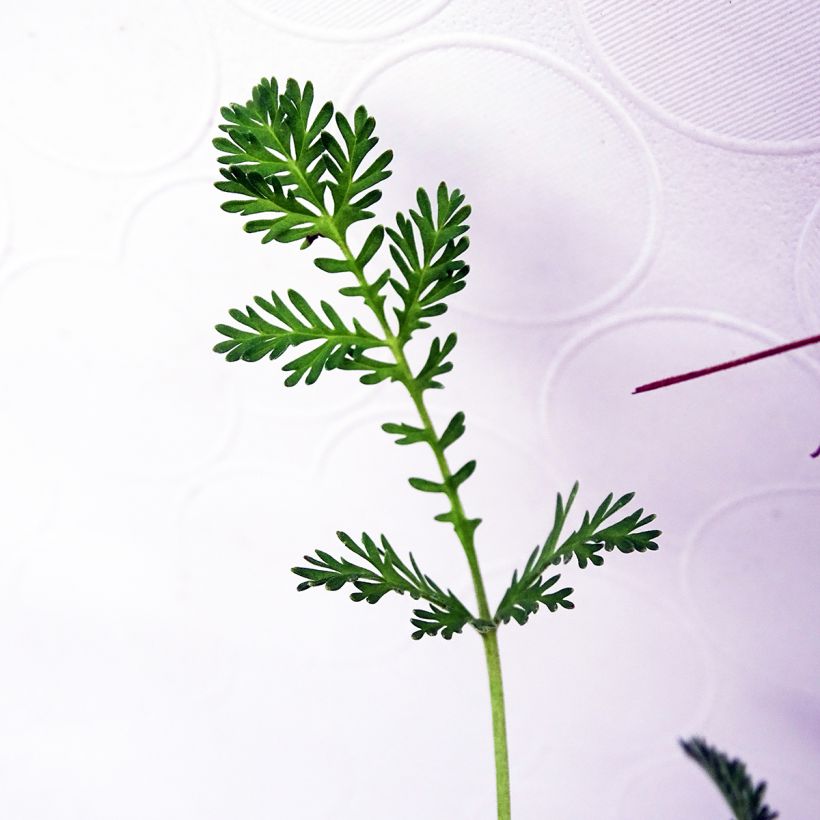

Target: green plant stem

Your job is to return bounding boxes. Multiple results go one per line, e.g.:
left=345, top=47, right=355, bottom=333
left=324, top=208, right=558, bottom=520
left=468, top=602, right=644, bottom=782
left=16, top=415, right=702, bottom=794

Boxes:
left=327, top=224, right=512, bottom=820
left=482, top=629, right=511, bottom=820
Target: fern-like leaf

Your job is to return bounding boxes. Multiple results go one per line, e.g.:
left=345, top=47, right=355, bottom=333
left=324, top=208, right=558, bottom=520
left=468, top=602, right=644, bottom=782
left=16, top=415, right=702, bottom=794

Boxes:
left=320, top=106, right=393, bottom=234
left=495, top=568, right=574, bottom=626
left=551, top=490, right=661, bottom=569
left=214, top=289, right=385, bottom=385
left=495, top=483, right=660, bottom=627
left=410, top=595, right=476, bottom=641
left=388, top=183, right=471, bottom=342
left=214, top=78, right=332, bottom=241
left=681, top=737, right=778, bottom=820
left=293, top=532, right=478, bottom=639
left=415, top=332, right=458, bottom=391
left=214, top=77, right=393, bottom=246
left=216, top=166, right=326, bottom=246
left=215, top=78, right=331, bottom=190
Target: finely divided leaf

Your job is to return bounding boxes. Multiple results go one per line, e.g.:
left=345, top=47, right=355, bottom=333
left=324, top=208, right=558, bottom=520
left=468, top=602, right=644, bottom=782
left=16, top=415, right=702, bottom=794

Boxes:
left=293, top=531, right=479, bottom=639
left=495, top=570, right=574, bottom=626
left=416, top=333, right=458, bottom=391
left=381, top=422, right=430, bottom=446
left=214, top=289, right=385, bottom=385
left=495, top=483, right=660, bottom=627
left=681, top=737, right=778, bottom=820
left=214, top=77, right=394, bottom=249
left=388, top=183, right=471, bottom=341
left=321, top=108, right=393, bottom=233
left=216, top=167, right=324, bottom=245
left=410, top=594, right=474, bottom=640
left=550, top=492, right=661, bottom=569
left=214, top=78, right=332, bottom=238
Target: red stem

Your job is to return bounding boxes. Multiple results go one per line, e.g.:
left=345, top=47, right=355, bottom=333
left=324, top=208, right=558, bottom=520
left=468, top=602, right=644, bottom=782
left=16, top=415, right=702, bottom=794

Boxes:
left=632, top=332, right=820, bottom=458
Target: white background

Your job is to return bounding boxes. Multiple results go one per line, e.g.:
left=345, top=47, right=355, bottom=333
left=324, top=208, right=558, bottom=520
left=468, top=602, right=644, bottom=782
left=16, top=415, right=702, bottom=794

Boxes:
left=1, top=1, right=819, bottom=817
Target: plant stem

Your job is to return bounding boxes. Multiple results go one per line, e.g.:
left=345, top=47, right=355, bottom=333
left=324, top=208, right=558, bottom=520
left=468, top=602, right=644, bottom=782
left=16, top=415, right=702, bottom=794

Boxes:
left=331, top=226, right=513, bottom=819
left=397, top=344, right=512, bottom=820
left=482, top=629, right=512, bottom=820
left=393, top=342, right=512, bottom=819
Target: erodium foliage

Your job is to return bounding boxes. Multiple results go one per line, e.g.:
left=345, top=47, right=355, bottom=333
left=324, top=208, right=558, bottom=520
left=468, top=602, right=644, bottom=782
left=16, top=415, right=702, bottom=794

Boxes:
left=213, top=77, right=661, bottom=639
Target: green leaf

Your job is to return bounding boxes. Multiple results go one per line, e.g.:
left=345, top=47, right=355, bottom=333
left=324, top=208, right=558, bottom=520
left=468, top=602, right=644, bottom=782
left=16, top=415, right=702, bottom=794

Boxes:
left=214, top=288, right=385, bottom=385
left=322, top=108, right=393, bottom=234
left=439, top=411, right=466, bottom=449
left=449, top=459, right=476, bottom=488
left=357, top=225, right=385, bottom=267
left=550, top=492, right=661, bottom=569
left=410, top=594, right=474, bottom=640
left=681, top=737, right=778, bottom=820
left=494, top=483, right=660, bottom=627
left=314, top=256, right=352, bottom=273
left=416, top=333, right=458, bottom=391
left=214, top=78, right=332, bottom=241
left=408, top=476, right=446, bottom=493
left=293, top=531, right=478, bottom=639
left=217, top=166, right=325, bottom=245
left=388, top=182, right=471, bottom=342
left=337, top=351, right=401, bottom=386
left=214, top=77, right=395, bottom=254
left=382, top=422, right=430, bottom=446
left=495, top=571, right=574, bottom=626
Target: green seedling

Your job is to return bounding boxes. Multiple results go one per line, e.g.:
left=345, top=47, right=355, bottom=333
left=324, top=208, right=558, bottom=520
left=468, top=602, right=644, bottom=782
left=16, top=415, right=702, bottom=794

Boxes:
left=212, top=76, right=661, bottom=819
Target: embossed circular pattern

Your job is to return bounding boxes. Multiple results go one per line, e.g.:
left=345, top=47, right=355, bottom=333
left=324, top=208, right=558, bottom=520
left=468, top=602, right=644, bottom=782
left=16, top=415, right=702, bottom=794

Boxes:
left=177, top=468, right=313, bottom=653
left=795, top=199, right=820, bottom=331
left=684, top=487, right=820, bottom=695
left=2, top=9, right=819, bottom=817
left=0, top=0, right=216, bottom=173
left=346, top=36, right=660, bottom=324
left=0, top=257, right=237, bottom=479
left=541, top=311, right=820, bottom=530
left=0, top=608, right=242, bottom=819
left=573, top=0, right=820, bottom=152
left=231, top=0, right=452, bottom=42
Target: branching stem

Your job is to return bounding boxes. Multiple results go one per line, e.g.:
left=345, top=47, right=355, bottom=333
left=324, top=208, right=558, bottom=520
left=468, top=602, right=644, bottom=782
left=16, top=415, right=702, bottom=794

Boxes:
left=329, top=223, right=512, bottom=820
left=217, top=80, right=661, bottom=820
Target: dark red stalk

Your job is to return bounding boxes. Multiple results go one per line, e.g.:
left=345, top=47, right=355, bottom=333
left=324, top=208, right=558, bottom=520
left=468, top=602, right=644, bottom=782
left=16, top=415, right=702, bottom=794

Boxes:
left=633, top=332, right=820, bottom=458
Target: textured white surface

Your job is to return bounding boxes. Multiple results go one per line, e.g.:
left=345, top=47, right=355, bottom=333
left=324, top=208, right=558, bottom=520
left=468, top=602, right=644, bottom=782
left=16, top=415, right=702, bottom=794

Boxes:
left=797, top=199, right=820, bottom=331
left=574, top=0, right=820, bottom=151
left=344, top=35, right=661, bottom=323
left=1, top=1, right=819, bottom=818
